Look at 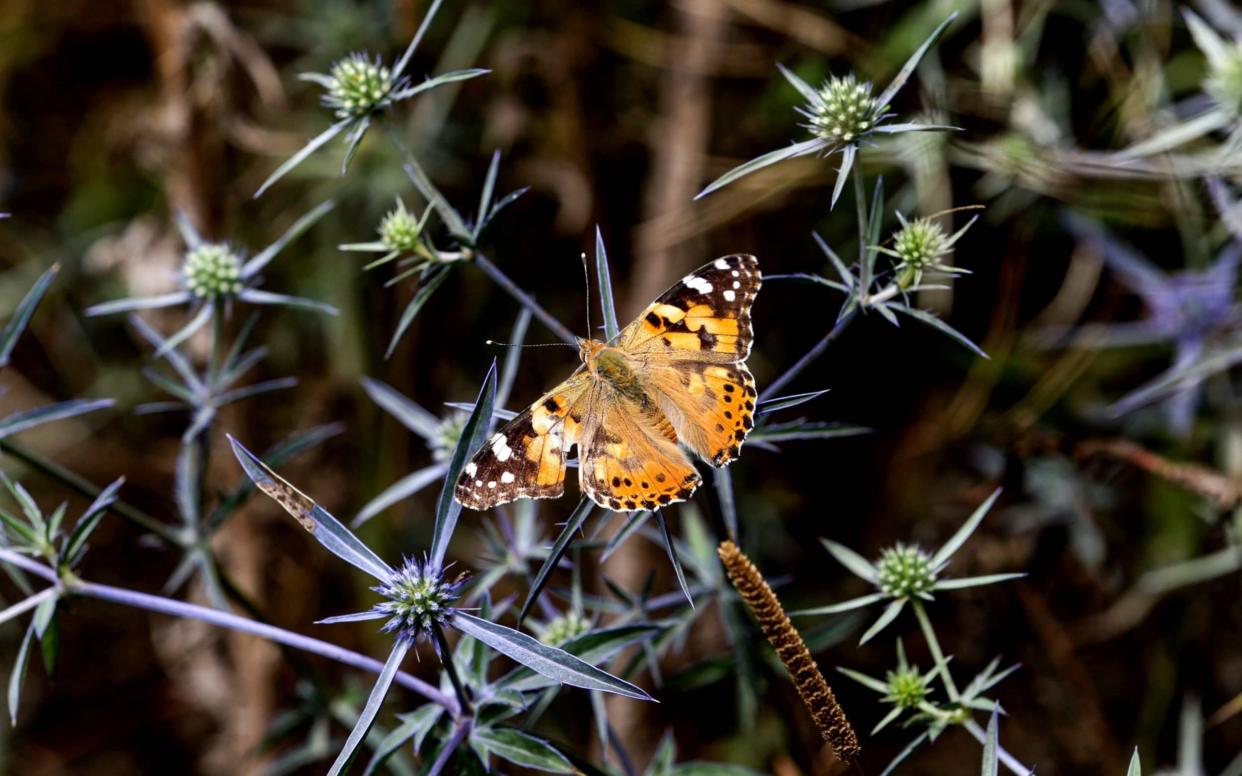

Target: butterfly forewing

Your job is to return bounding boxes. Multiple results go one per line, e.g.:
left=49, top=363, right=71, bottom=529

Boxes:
left=454, top=374, right=593, bottom=510
left=618, top=254, right=760, bottom=364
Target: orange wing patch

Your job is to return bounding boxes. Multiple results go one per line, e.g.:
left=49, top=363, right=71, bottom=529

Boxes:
left=578, top=399, right=702, bottom=512
left=454, top=374, right=593, bottom=511
left=650, top=362, right=758, bottom=467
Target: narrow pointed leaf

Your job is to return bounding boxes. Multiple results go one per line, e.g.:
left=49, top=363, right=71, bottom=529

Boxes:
left=429, top=361, right=497, bottom=571
left=362, top=703, right=443, bottom=776
left=819, top=538, right=878, bottom=583
left=714, top=467, right=738, bottom=543
left=255, top=119, right=351, bottom=198
left=695, top=138, right=826, bottom=200
left=154, top=303, right=215, bottom=357
left=85, top=291, right=192, bottom=317
left=473, top=727, right=574, bottom=774
left=859, top=599, right=906, bottom=644
left=402, top=159, right=468, bottom=239
left=228, top=436, right=393, bottom=581
left=756, top=389, right=830, bottom=416
left=243, top=200, right=335, bottom=276
left=1127, top=748, right=1142, bottom=776
left=7, top=621, right=35, bottom=725
left=327, top=639, right=411, bottom=776
left=830, top=143, right=856, bottom=209
left=475, top=150, right=502, bottom=240
left=931, top=487, right=1001, bottom=567
left=981, top=707, right=999, bottom=776
left=520, top=498, right=593, bottom=623
left=392, top=69, right=490, bottom=102
left=595, top=227, right=620, bottom=340
left=885, top=302, right=989, bottom=358
left=935, top=573, right=1025, bottom=591
left=450, top=612, right=651, bottom=700
left=500, top=625, right=660, bottom=692
left=0, top=399, right=113, bottom=439
left=0, top=265, right=57, bottom=367
left=775, top=63, right=821, bottom=104
left=360, top=377, right=441, bottom=438
left=353, top=463, right=448, bottom=527
left=393, top=0, right=443, bottom=77
left=237, top=289, right=338, bottom=316
left=875, top=13, right=958, bottom=109
left=384, top=264, right=452, bottom=358
left=64, top=476, right=125, bottom=562
left=791, top=591, right=888, bottom=617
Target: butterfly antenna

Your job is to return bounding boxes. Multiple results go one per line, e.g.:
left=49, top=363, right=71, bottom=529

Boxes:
left=581, top=251, right=592, bottom=339
left=485, top=339, right=575, bottom=349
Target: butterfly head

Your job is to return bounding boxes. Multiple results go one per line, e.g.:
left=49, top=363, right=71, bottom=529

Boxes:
left=577, top=337, right=607, bottom=368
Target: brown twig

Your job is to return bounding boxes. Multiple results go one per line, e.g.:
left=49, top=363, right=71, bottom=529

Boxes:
left=1076, top=438, right=1242, bottom=511
left=717, top=541, right=860, bottom=763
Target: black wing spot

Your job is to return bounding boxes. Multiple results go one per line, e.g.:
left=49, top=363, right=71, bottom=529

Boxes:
left=657, top=494, right=671, bottom=504
left=697, top=329, right=717, bottom=349
left=715, top=423, right=724, bottom=432
left=543, top=397, right=561, bottom=413
left=655, top=473, right=667, bottom=483
left=612, top=476, right=621, bottom=487
left=623, top=478, right=632, bottom=487
left=734, top=428, right=746, bottom=441
left=645, top=311, right=663, bottom=327
left=724, top=410, right=733, bottom=419
left=625, top=499, right=637, bottom=510
left=723, top=384, right=735, bottom=393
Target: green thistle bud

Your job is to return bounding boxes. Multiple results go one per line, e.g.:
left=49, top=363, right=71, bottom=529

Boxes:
left=875, top=543, right=937, bottom=599
left=326, top=53, right=394, bottom=120
left=1206, top=44, right=1242, bottom=116
left=888, top=216, right=951, bottom=290
left=379, top=200, right=424, bottom=254
left=885, top=664, right=930, bottom=709
left=183, top=243, right=244, bottom=300
left=539, top=612, right=591, bottom=646
left=809, top=75, right=882, bottom=144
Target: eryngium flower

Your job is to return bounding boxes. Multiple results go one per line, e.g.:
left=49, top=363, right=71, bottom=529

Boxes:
left=372, top=557, right=465, bottom=644
left=875, top=544, right=937, bottom=599
left=877, top=213, right=976, bottom=289
left=539, top=612, right=591, bottom=646
left=806, top=75, right=883, bottom=145
left=379, top=199, right=425, bottom=254
left=324, top=53, right=399, bottom=120
left=183, top=243, right=244, bottom=300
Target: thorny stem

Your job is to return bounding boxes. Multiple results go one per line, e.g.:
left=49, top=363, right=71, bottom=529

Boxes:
left=0, top=548, right=458, bottom=714
left=473, top=253, right=578, bottom=346
left=0, top=439, right=181, bottom=545
left=912, top=599, right=960, bottom=702
left=762, top=308, right=857, bottom=399
left=434, top=623, right=474, bottom=718
left=426, top=718, right=472, bottom=776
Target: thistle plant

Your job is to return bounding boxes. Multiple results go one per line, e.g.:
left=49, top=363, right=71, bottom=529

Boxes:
left=794, top=489, right=1030, bottom=773
left=254, top=0, right=488, bottom=197
left=696, top=14, right=958, bottom=206
left=85, top=203, right=337, bottom=354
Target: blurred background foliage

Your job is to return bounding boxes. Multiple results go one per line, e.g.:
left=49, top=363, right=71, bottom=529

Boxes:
left=0, top=0, right=1241, bottom=773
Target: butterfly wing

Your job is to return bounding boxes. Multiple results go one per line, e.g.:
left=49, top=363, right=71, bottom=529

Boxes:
left=578, top=389, right=702, bottom=512
left=617, top=254, right=760, bottom=364
left=454, top=372, right=594, bottom=511
left=617, top=254, right=761, bottom=466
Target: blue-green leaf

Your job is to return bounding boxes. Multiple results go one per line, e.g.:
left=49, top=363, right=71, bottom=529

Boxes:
left=7, top=621, right=35, bottom=725
left=361, top=703, right=443, bottom=776
left=429, top=361, right=496, bottom=572
left=228, top=436, right=393, bottom=581
left=595, top=227, right=620, bottom=340
left=471, top=727, right=574, bottom=773
left=328, top=639, right=412, bottom=776
left=384, top=264, right=452, bottom=358
left=0, top=399, right=113, bottom=440
left=0, top=265, right=57, bottom=368
left=450, top=612, right=651, bottom=700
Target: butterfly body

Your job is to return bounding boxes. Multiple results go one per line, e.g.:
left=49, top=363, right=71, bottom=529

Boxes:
left=456, top=254, right=761, bottom=513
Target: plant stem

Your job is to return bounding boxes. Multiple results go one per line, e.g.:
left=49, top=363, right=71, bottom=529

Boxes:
left=761, top=308, right=857, bottom=399
left=912, top=600, right=960, bottom=702
left=434, top=624, right=474, bottom=717
left=473, top=253, right=578, bottom=346
left=0, top=439, right=182, bottom=545
left=0, top=587, right=58, bottom=627
left=854, top=168, right=870, bottom=289
left=426, top=718, right=471, bottom=776
left=0, top=549, right=459, bottom=714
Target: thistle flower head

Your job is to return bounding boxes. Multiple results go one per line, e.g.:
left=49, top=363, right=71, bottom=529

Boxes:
left=881, top=212, right=976, bottom=289
left=875, top=543, right=937, bottom=599
left=325, top=53, right=397, bottom=120
left=884, top=664, right=931, bottom=709
left=1206, top=43, right=1242, bottom=116
left=539, top=611, right=591, bottom=646
left=430, top=411, right=468, bottom=462
left=372, top=557, right=464, bottom=643
left=183, top=243, right=244, bottom=300
left=807, top=75, right=883, bottom=145
left=379, top=200, right=424, bottom=254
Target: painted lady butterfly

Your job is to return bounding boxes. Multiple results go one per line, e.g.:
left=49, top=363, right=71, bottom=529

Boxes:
left=455, top=254, right=761, bottom=512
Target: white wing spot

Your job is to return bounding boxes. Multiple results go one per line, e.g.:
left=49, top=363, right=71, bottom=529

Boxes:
left=474, top=479, right=483, bottom=487
left=501, top=472, right=516, bottom=484
left=723, top=290, right=736, bottom=302
left=487, top=481, right=497, bottom=489
left=491, top=435, right=513, bottom=462
left=465, top=462, right=477, bottom=477
left=715, top=258, right=730, bottom=269
left=731, top=270, right=740, bottom=277
left=732, top=280, right=741, bottom=289
left=684, top=276, right=713, bottom=295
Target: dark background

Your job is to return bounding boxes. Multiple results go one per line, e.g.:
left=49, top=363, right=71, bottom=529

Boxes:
left=0, top=0, right=1240, bottom=773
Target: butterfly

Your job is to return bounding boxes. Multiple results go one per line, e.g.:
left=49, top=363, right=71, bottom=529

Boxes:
left=454, top=254, right=761, bottom=513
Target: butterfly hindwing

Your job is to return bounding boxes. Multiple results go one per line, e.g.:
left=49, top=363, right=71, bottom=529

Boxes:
left=648, top=361, right=758, bottom=467
left=578, top=391, right=702, bottom=512
left=454, top=373, right=593, bottom=511
left=619, top=254, right=760, bottom=364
